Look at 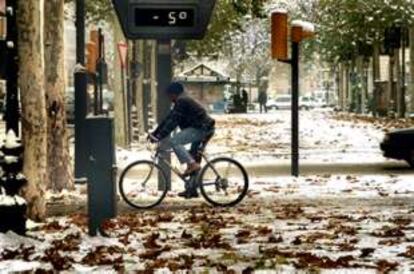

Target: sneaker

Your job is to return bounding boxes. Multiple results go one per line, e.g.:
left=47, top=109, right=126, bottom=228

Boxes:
left=178, top=191, right=199, bottom=199
left=182, top=163, right=201, bottom=176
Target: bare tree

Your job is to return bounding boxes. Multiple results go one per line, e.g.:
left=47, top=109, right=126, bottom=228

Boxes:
left=44, top=0, right=73, bottom=192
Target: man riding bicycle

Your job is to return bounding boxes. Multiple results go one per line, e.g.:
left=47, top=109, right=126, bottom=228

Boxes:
left=148, top=82, right=216, bottom=197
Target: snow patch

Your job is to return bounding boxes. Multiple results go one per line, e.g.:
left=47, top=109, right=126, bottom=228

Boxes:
left=291, top=20, right=315, bottom=32
left=271, top=8, right=288, bottom=14
left=4, top=130, right=20, bottom=149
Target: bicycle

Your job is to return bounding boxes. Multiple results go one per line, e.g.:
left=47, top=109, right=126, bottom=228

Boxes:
left=119, top=136, right=249, bottom=209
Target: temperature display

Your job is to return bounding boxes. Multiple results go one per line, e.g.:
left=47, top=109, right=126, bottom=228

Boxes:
left=135, top=8, right=195, bottom=27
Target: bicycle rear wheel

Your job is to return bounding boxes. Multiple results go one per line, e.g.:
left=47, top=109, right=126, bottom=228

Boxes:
left=119, top=160, right=168, bottom=209
left=198, top=157, right=249, bottom=207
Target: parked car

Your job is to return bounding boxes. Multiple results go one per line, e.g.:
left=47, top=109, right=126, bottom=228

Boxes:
left=266, top=95, right=315, bottom=110
left=266, top=95, right=291, bottom=110
left=380, top=128, right=414, bottom=167
left=299, top=96, right=316, bottom=110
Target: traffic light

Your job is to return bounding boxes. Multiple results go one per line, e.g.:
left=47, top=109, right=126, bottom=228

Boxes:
left=271, top=10, right=288, bottom=61
left=86, top=30, right=99, bottom=74
left=86, top=41, right=97, bottom=73
left=291, top=25, right=302, bottom=43
left=291, top=20, right=315, bottom=43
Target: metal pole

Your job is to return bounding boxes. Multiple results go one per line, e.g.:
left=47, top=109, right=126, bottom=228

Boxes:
left=121, top=67, right=128, bottom=146
left=93, top=74, right=99, bottom=115
left=98, top=28, right=104, bottom=114
left=157, top=40, right=172, bottom=189
left=74, top=0, right=88, bottom=180
left=142, top=41, right=151, bottom=131
left=126, top=69, right=132, bottom=146
left=291, top=42, right=300, bottom=177
left=75, top=0, right=85, bottom=64
left=4, top=0, right=19, bottom=136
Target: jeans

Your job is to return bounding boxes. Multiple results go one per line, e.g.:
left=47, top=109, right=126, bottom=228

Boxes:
left=260, top=103, right=267, bottom=113
left=166, top=128, right=212, bottom=164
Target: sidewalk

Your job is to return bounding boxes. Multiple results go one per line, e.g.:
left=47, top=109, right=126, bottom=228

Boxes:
left=2, top=192, right=414, bottom=273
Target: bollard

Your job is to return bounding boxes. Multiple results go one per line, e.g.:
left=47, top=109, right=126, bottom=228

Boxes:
left=85, top=117, right=117, bottom=236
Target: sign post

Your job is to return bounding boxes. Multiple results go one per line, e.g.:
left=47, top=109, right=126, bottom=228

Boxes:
left=74, top=0, right=88, bottom=181
left=117, top=41, right=130, bottom=146
left=156, top=40, right=172, bottom=189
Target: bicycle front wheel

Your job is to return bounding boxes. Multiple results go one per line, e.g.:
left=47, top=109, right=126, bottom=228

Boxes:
left=199, top=157, right=249, bottom=207
left=119, top=160, right=168, bottom=209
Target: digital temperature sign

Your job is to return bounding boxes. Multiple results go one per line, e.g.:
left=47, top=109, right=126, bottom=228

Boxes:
left=135, top=8, right=195, bottom=27
left=112, top=0, right=216, bottom=40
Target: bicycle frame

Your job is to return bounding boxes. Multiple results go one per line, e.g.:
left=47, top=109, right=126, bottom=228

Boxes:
left=150, top=144, right=222, bottom=185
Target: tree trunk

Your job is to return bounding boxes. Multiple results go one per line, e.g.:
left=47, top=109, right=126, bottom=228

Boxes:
left=17, top=0, right=47, bottom=221
left=388, top=52, right=395, bottom=116
left=345, top=63, right=351, bottom=111
left=112, top=15, right=126, bottom=147
left=395, top=48, right=402, bottom=117
left=44, top=0, right=73, bottom=192
left=338, top=63, right=344, bottom=110
left=372, top=43, right=381, bottom=116
left=356, top=56, right=364, bottom=113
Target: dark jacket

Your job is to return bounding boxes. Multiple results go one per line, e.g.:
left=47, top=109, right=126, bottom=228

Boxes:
left=153, top=94, right=215, bottom=140
left=258, top=91, right=268, bottom=104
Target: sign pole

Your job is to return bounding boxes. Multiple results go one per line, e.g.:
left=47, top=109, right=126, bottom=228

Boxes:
left=97, top=28, right=104, bottom=114
left=157, top=39, right=172, bottom=190
left=291, top=41, right=300, bottom=177
left=126, top=63, right=132, bottom=146
left=74, top=0, right=88, bottom=180
left=118, top=42, right=129, bottom=146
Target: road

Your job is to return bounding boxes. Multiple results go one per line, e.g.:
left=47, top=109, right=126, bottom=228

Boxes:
left=243, top=159, right=412, bottom=176
left=118, top=110, right=412, bottom=177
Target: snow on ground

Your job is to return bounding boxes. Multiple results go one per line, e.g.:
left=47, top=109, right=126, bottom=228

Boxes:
left=117, top=110, right=396, bottom=170
left=1, top=111, right=414, bottom=273
left=209, top=110, right=388, bottom=163
left=1, top=186, right=414, bottom=273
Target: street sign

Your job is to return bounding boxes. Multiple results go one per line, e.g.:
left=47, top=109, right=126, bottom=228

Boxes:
left=117, top=41, right=128, bottom=69
left=112, top=0, right=216, bottom=40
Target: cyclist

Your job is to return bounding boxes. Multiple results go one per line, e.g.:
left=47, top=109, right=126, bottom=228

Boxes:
left=148, top=82, right=216, bottom=197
